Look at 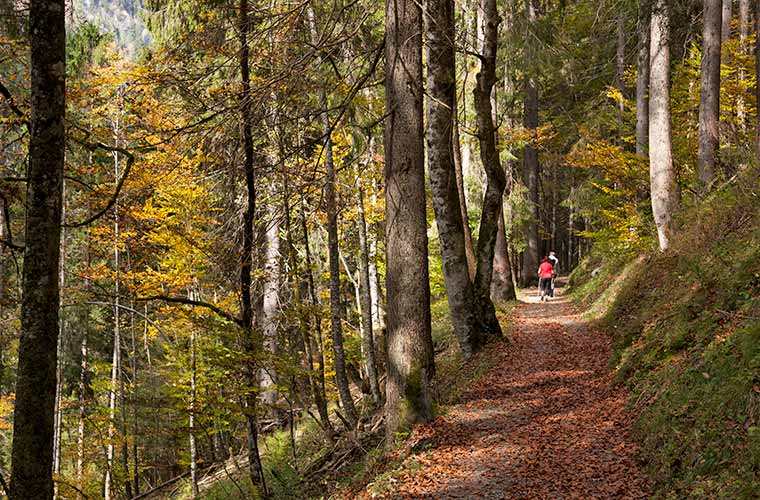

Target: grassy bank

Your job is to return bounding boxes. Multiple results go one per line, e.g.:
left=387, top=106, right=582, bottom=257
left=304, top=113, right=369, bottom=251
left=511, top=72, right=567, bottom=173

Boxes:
left=572, top=174, right=760, bottom=498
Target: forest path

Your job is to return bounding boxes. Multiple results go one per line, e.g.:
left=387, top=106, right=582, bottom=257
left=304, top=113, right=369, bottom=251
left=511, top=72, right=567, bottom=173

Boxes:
left=365, top=283, right=651, bottom=499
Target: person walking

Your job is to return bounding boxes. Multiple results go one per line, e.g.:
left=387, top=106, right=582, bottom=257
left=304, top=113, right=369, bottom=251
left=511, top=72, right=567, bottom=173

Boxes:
left=548, top=251, right=559, bottom=297
left=538, top=257, right=554, bottom=302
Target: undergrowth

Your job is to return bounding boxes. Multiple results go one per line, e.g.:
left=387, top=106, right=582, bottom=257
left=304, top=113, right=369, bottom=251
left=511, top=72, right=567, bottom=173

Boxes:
left=575, top=171, right=760, bottom=499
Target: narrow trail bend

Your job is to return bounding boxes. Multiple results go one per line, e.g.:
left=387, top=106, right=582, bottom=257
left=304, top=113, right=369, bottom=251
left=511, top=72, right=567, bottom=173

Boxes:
left=365, top=285, right=651, bottom=499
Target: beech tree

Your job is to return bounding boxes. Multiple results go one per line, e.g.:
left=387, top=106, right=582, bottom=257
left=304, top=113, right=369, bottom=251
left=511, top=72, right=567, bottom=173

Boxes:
left=697, top=0, right=721, bottom=190
left=636, top=0, right=651, bottom=157
left=9, top=1, right=65, bottom=499
left=649, top=0, right=680, bottom=250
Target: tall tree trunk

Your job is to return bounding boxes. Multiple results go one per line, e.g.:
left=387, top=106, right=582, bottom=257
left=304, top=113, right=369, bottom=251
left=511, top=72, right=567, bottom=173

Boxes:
left=452, top=101, right=477, bottom=278
left=636, top=0, right=651, bottom=157
left=9, top=1, right=65, bottom=498
left=238, top=0, right=268, bottom=493
left=260, top=201, right=281, bottom=414
left=76, top=332, right=87, bottom=497
left=384, top=0, right=435, bottom=438
left=357, top=188, right=381, bottom=406
left=471, top=0, right=505, bottom=340
left=616, top=12, right=626, bottom=117
left=755, top=0, right=760, bottom=161
left=649, top=0, right=680, bottom=250
left=426, top=0, right=489, bottom=358
left=522, top=0, right=540, bottom=286
left=698, top=0, right=722, bottom=190
left=189, top=325, right=199, bottom=499
left=722, top=0, right=733, bottom=44
left=737, top=0, right=750, bottom=124
left=129, top=301, right=139, bottom=498
left=491, top=204, right=516, bottom=301
left=105, top=134, right=122, bottom=500
left=300, top=204, right=335, bottom=438
left=522, top=81, right=540, bottom=284
left=306, top=4, right=359, bottom=429
left=53, top=187, right=66, bottom=500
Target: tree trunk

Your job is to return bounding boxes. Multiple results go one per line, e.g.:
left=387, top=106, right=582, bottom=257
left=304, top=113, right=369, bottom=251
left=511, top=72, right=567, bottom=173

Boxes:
left=722, top=0, right=732, bottom=44
left=238, top=0, right=268, bottom=494
left=425, top=0, right=489, bottom=358
left=260, top=201, right=280, bottom=414
left=697, top=0, right=721, bottom=190
left=756, top=0, right=760, bottom=161
left=452, top=101, right=477, bottom=278
left=384, top=0, right=435, bottom=439
left=53, top=187, right=66, bottom=500
left=9, top=1, right=65, bottom=498
left=636, top=0, right=651, bottom=157
left=649, top=0, right=680, bottom=250
left=522, top=81, right=540, bottom=284
left=306, top=4, right=359, bottom=429
left=76, top=333, right=87, bottom=497
left=616, top=12, right=626, bottom=117
left=491, top=204, right=516, bottom=301
left=737, top=0, right=749, bottom=124
left=301, top=204, right=335, bottom=438
left=357, top=188, right=381, bottom=406
left=471, top=0, right=505, bottom=340
left=189, top=326, right=199, bottom=499
left=105, top=134, right=122, bottom=500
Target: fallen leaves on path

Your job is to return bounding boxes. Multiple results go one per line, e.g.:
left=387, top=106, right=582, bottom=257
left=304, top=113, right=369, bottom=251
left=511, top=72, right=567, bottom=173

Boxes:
left=351, top=293, right=651, bottom=499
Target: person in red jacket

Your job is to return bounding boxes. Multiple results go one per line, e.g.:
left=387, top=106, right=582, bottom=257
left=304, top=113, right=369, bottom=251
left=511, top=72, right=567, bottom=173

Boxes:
left=537, top=257, right=554, bottom=301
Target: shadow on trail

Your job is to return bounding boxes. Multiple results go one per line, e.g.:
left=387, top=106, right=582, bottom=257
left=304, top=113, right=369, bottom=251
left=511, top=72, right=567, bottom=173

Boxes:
left=362, top=284, right=651, bottom=500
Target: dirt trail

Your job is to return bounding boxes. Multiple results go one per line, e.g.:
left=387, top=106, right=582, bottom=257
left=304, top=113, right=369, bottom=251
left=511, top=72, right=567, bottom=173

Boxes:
left=366, top=285, right=651, bottom=499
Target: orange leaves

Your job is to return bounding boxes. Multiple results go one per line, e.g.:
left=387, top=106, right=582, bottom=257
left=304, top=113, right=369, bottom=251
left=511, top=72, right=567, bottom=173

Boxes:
left=350, top=299, right=651, bottom=499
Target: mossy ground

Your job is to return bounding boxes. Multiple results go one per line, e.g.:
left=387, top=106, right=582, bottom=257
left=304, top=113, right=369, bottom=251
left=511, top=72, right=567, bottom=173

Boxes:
left=574, top=172, right=760, bottom=499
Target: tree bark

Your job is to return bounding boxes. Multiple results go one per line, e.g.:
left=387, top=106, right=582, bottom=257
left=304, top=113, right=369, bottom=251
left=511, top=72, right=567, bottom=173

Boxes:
left=357, top=188, right=381, bottom=406
left=698, top=0, right=721, bottom=190
left=452, top=101, right=477, bottom=278
left=260, top=201, right=281, bottom=414
left=616, top=12, right=626, bottom=116
left=471, top=0, right=505, bottom=340
left=384, top=0, right=434, bottom=439
left=649, top=0, right=680, bottom=250
left=426, top=0, right=490, bottom=357
left=9, top=1, right=65, bottom=499
left=189, top=326, right=199, bottom=499
left=491, top=204, right=516, bottom=301
left=522, top=81, right=540, bottom=284
left=756, top=0, right=760, bottom=161
left=238, top=0, right=268, bottom=494
left=636, top=0, right=651, bottom=157
left=300, top=204, right=335, bottom=438
left=306, top=4, right=359, bottom=429
left=521, top=0, right=540, bottom=286
left=722, top=0, right=733, bottom=44
left=105, top=127, right=122, bottom=500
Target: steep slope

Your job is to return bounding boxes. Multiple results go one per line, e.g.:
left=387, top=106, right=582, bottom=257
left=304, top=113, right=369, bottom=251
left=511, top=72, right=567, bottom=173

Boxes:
left=573, top=169, right=760, bottom=498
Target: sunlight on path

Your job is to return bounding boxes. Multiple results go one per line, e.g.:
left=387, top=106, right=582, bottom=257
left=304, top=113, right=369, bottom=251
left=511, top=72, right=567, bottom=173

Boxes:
left=357, top=283, right=651, bottom=500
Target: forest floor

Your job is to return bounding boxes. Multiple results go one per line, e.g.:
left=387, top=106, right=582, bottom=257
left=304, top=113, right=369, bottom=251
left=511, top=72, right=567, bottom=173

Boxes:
left=351, top=282, right=652, bottom=499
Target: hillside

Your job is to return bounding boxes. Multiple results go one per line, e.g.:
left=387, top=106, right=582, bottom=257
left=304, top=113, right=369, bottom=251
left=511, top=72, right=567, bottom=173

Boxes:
left=70, top=0, right=150, bottom=54
left=572, top=169, right=760, bottom=499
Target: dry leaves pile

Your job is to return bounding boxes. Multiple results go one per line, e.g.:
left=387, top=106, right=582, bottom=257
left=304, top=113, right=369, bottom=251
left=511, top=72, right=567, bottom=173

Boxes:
left=352, top=294, right=651, bottom=499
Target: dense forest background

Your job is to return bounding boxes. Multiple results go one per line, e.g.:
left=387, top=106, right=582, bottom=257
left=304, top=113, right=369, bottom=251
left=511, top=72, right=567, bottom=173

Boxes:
left=0, top=0, right=759, bottom=498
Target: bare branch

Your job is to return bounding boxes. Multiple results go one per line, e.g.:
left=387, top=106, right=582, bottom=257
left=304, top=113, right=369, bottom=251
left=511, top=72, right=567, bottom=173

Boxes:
left=136, top=295, right=244, bottom=328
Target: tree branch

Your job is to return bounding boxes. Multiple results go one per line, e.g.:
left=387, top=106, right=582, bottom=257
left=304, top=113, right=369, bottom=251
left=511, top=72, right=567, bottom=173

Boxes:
left=65, top=130, right=135, bottom=228
left=136, top=295, right=244, bottom=328
left=0, top=78, right=27, bottom=123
